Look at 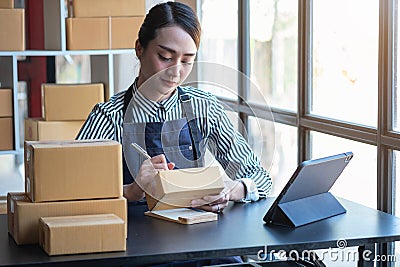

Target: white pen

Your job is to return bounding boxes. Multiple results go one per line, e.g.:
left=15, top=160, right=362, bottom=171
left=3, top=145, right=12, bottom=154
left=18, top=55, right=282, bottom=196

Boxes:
left=131, top=143, right=152, bottom=160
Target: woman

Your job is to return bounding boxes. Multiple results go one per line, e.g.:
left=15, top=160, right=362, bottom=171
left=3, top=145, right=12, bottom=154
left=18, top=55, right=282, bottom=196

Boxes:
left=76, top=1, right=272, bottom=213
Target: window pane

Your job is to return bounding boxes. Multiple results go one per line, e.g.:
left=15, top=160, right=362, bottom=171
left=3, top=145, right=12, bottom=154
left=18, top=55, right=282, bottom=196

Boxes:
left=198, top=0, right=238, bottom=98
left=311, top=131, right=377, bottom=208
left=248, top=119, right=297, bottom=197
left=312, top=0, right=379, bottom=127
left=249, top=0, right=298, bottom=110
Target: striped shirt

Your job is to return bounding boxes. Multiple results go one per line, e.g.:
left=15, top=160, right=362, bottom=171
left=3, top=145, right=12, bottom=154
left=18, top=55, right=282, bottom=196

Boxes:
left=76, top=83, right=272, bottom=199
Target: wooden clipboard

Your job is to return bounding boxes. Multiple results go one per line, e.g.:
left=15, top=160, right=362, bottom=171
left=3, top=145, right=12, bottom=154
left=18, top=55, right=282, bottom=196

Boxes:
left=145, top=208, right=218, bottom=224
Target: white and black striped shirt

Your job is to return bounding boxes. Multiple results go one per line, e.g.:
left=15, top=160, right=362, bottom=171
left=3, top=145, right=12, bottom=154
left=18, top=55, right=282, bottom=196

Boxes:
left=76, top=83, right=272, bottom=199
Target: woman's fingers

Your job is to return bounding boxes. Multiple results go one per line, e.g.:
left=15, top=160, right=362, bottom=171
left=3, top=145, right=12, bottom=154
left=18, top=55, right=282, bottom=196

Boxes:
left=190, top=191, right=229, bottom=213
left=150, top=154, right=175, bottom=171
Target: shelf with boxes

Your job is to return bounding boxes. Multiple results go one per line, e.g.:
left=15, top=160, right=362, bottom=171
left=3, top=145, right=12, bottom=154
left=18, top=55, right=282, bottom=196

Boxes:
left=0, top=0, right=145, bottom=154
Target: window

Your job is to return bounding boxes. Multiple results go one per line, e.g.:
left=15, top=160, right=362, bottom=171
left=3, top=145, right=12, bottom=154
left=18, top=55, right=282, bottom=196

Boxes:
left=198, top=0, right=399, bottom=258
left=311, top=131, right=377, bottom=208
left=198, top=0, right=238, bottom=99
left=248, top=119, right=297, bottom=196
left=249, top=0, right=298, bottom=111
left=312, top=0, right=379, bottom=127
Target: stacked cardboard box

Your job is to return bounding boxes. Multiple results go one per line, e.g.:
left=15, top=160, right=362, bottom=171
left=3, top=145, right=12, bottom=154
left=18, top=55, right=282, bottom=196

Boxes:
left=0, top=89, right=14, bottom=150
left=0, top=1, right=25, bottom=51
left=25, top=83, right=104, bottom=141
left=66, top=0, right=145, bottom=50
left=7, top=139, right=127, bottom=255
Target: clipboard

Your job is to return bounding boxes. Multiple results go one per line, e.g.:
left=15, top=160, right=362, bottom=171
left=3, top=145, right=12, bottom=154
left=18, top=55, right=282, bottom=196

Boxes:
left=145, top=208, right=217, bottom=224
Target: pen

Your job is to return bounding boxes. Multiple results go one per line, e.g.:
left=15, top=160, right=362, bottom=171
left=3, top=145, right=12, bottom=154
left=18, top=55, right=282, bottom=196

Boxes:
left=131, top=143, right=152, bottom=160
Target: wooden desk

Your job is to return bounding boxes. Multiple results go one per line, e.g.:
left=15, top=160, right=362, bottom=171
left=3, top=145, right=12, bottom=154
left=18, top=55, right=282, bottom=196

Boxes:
left=1, top=198, right=400, bottom=266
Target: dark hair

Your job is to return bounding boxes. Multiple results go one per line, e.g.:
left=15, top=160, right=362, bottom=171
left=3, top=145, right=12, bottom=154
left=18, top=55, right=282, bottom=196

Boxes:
left=138, top=1, right=201, bottom=49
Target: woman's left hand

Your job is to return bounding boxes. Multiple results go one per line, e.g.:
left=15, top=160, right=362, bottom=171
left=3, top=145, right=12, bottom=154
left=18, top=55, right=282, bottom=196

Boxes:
left=190, top=191, right=230, bottom=213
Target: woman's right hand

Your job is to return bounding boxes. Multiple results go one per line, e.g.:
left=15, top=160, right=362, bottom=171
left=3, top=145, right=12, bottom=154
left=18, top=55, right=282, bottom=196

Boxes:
left=123, top=154, right=175, bottom=201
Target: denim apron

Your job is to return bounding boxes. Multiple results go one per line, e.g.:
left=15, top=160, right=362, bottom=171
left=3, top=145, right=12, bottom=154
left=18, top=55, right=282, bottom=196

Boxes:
left=122, top=85, right=205, bottom=184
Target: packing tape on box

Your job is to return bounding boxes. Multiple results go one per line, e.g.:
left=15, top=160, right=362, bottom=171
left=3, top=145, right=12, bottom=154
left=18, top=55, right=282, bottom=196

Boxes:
left=26, top=178, right=30, bottom=195
left=10, top=199, right=14, bottom=214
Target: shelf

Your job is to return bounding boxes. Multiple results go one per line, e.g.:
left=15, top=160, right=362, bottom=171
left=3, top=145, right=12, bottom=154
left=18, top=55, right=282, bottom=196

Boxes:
left=0, top=150, right=22, bottom=156
left=0, top=0, right=140, bottom=155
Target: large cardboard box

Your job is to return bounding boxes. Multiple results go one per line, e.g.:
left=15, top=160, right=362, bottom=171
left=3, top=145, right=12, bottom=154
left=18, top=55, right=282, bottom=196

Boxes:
left=0, top=9, right=25, bottom=51
left=0, top=117, right=13, bottom=150
left=25, top=118, right=84, bottom=141
left=7, top=192, right=127, bottom=245
left=41, top=83, right=104, bottom=121
left=39, top=214, right=126, bottom=255
left=111, top=17, right=143, bottom=49
left=0, top=0, right=14, bottom=8
left=66, top=16, right=143, bottom=50
left=24, top=140, right=122, bottom=202
left=146, top=166, right=225, bottom=211
left=0, top=89, right=12, bottom=117
left=71, top=0, right=145, bottom=17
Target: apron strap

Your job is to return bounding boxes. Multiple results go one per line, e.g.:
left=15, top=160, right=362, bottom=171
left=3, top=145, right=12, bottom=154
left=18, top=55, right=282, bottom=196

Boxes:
left=122, top=84, right=135, bottom=185
left=123, top=83, right=134, bottom=115
left=178, top=87, right=202, bottom=164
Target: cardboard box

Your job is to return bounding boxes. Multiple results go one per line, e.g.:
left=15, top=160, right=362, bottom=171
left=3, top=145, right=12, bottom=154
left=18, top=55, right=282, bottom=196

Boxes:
left=7, top=192, right=26, bottom=235
left=111, top=17, right=143, bottom=49
left=7, top=192, right=127, bottom=245
left=0, top=89, right=13, bottom=117
left=146, top=166, right=225, bottom=211
left=0, top=9, right=25, bottom=51
left=39, top=214, right=126, bottom=256
left=71, top=0, right=145, bottom=17
left=24, top=140, right=122, bottom=202
left=66, top=16, right=143, bottom=50
left=0, top=0, right=14, bottom=8
left=25, top=118, right=85, bottom=141
left=0, top=117, right=13, bottom=150
left=41, top=83, right=104, bottom=121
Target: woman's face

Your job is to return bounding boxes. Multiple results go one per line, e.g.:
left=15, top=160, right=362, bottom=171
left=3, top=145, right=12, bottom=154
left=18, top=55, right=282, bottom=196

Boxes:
left=136, top=26, right=197, bottom=102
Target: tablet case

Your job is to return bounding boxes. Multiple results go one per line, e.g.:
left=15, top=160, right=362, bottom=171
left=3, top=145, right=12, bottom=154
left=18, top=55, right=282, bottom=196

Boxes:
left=264, top=152, right=353, bottom=227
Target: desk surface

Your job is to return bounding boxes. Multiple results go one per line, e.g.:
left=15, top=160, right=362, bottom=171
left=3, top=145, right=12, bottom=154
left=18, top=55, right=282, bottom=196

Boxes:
left=1, top=198, right=400, bottom=266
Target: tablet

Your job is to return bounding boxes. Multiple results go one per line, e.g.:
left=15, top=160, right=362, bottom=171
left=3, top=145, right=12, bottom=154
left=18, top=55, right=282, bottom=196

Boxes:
left=263, top=151, right=353, bottom=227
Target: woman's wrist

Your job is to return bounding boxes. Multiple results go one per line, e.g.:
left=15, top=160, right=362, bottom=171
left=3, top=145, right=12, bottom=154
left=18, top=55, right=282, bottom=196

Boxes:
left=223, top=180, right=246, bottom=202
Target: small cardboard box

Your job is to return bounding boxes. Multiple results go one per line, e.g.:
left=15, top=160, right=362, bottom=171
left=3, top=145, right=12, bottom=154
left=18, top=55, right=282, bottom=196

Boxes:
left=0, top=89, right=13, bottom=117
left=39, top=214, right=126, bottom=256
left=41, top=83, right=104, bottom=121
left=24, top=140, right=122, bottom=202
left=0, top=117, right=13, bottom=150
left=0, top=9, right=25, bottom=51
left=66, top=16, right=143, bottom=50
left=146, top=166, right=225, bottom=211
left=71, top=0, right=145, bottom=17
left=0, top=0, right=14, bottom=8
left=7, top=192, right=127, bottom=245
left=25, top=118, right=85, bottom=141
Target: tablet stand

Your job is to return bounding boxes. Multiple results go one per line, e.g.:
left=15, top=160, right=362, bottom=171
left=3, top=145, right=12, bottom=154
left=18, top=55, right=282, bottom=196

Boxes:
left=270, top=192, right=346, bottom=227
